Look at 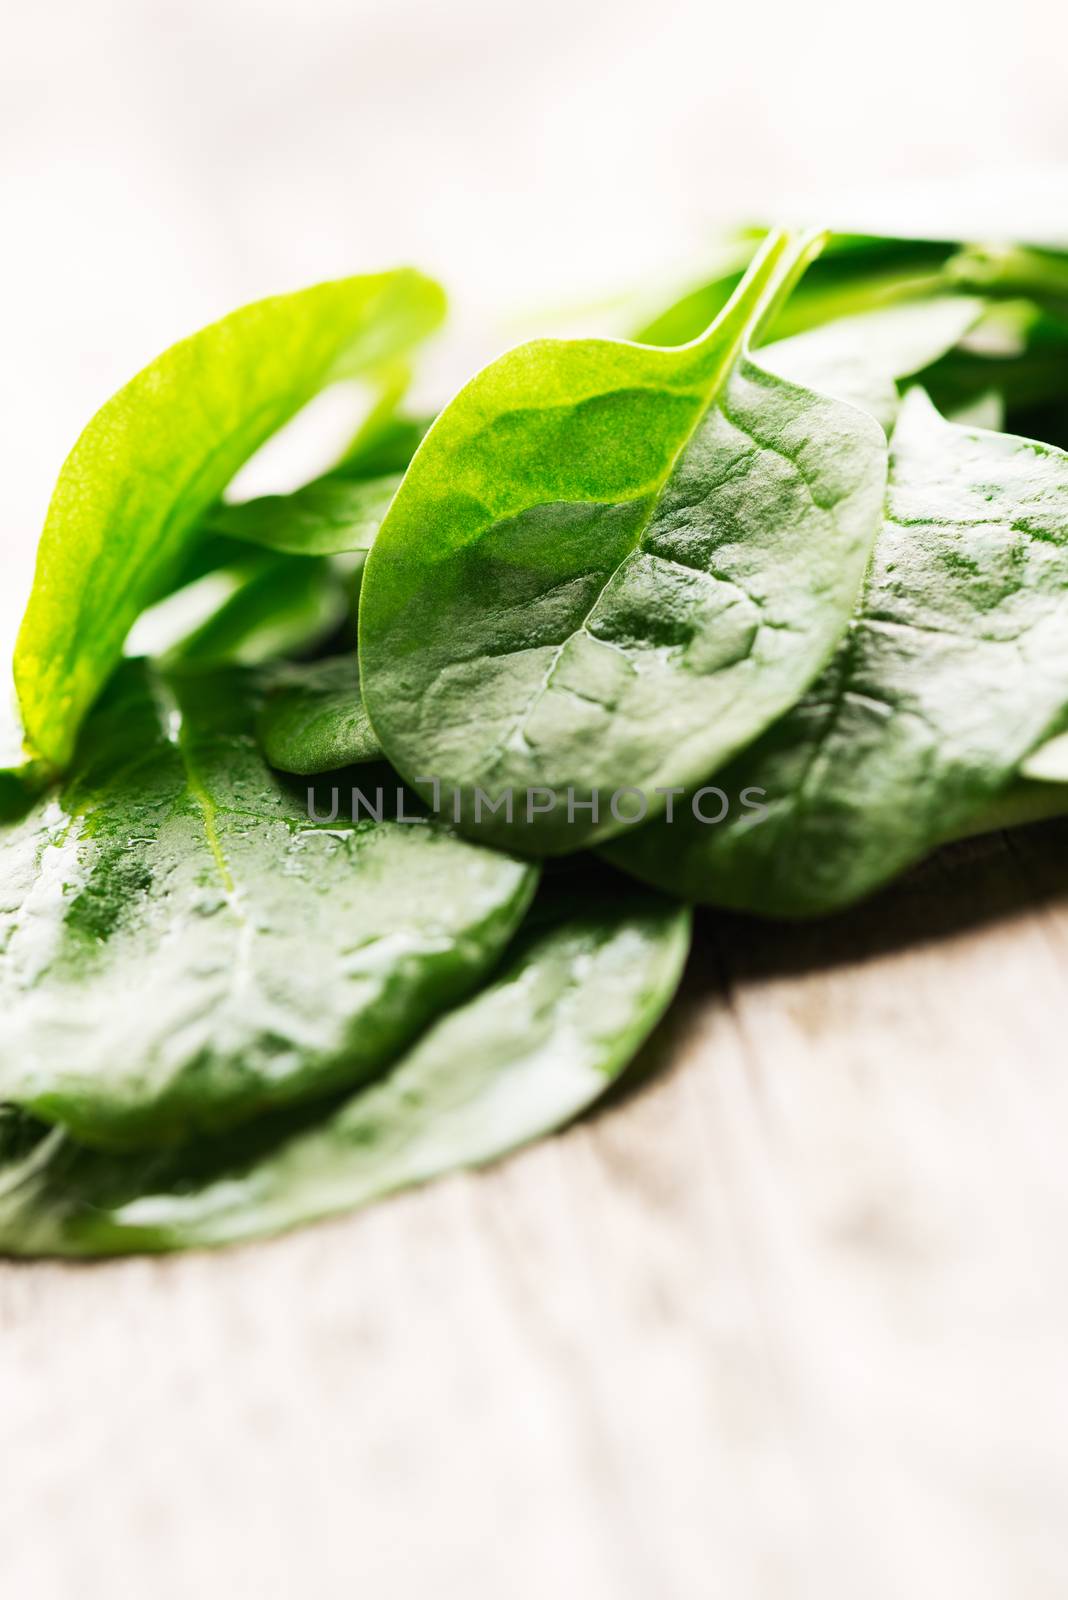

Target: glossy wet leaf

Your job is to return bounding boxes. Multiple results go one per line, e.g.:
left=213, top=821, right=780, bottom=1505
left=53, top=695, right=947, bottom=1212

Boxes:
left=0, top=886, right=689, bottom=1256
left=0, top=661, right=536, bottom=1147
left=14, top=268, right=446, bottom=772
left=204, top=471, right=402, bottom=557
left=257, top=655, right=382, bottom=774
left=360, top=230, right=887, bottom=854
left=604, top=390, right=1068, bottom=915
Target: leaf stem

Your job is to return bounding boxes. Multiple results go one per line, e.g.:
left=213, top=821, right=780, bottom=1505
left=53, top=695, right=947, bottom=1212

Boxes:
left=679, top=226, right=827, bottom=381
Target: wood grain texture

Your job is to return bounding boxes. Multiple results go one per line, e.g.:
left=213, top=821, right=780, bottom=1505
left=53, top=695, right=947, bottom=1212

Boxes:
left=3, top=821, right=1068, bottom=1599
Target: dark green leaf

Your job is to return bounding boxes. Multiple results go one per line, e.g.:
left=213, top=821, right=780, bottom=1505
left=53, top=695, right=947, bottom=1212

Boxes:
left=0, top=886, right=689, bottom=1256
left=0, top=660, right=536, bottom=1147
left=604, top=390, right=1068, bottom=915
left=257, top=655, right=382, bottom=774
left=359, top=230, right=887, bottom=855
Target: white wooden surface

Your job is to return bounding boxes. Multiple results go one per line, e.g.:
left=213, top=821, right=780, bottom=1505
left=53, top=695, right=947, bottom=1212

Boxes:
left=4, top=5, right=1068, bottom=1595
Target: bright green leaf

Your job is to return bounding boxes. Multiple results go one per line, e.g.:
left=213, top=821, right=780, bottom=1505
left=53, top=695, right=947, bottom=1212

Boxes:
left=359, top=230, right=887, bottom=855
left=14, top=269, right=446, bottom=772
left=204, top=471, right=402, bottom=557
left=335, top=411, right=435, bottom=478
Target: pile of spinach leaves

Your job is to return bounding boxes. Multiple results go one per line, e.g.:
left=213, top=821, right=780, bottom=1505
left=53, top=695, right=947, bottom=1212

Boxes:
left=3, top=227, right=1067, bottom=1256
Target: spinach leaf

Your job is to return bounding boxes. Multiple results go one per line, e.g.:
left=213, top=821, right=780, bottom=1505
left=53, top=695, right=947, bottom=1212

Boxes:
left=14, top=269, right=446, bottom=773
left=760, top=295, right=983, bottom=430
left=604, top=390, right=1068, bottom=915
left=129, top=404, right=433, bottom=664
left=0, top=886, right=689, bottom=1256
left=359, top=230, right=887, bottom=854
left=334, top=411, right=435, bottom=477
left=204, top=472, right=402, bottom=557
left=0, top=660, right=536, bottom=1147
left=257, top=655, right=382, bottom=774
left=130, top=552, right=352, bottom=666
